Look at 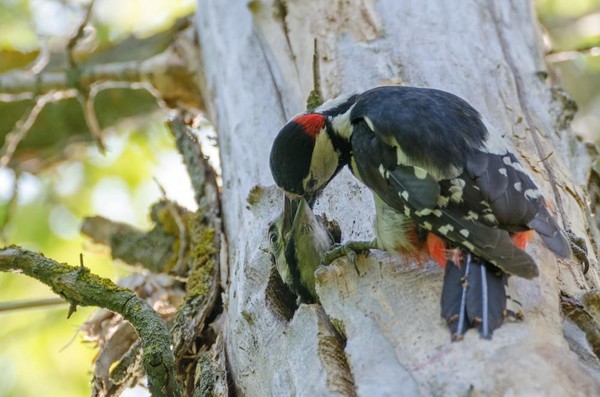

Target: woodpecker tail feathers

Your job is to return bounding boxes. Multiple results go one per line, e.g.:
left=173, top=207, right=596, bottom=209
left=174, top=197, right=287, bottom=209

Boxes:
left=441, top=254, right=508, bottom=340
left=527, top=207, right=571, bottom=258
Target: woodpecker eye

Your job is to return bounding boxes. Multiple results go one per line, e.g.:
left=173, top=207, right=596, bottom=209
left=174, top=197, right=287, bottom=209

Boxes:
left=306, top=177, right=318, bottom=192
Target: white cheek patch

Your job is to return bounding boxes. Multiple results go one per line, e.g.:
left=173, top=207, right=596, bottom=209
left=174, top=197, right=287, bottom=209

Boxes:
left=306, top=129, right=339, bottom=191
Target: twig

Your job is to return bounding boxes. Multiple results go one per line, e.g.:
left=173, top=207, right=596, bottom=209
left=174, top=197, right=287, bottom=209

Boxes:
left=0, top=90, right=77, bottom=167
left=0, top=297, right=67, bottom=313
left=29, top=36, right=51, bottom=75
left=77, top=92, right=106, bottom=152
left=546, top=46, right=600, bottom=63
left=0, top=246, right=182, bottom=397
left=65, top=0, right=107, bottom=152
left=67, top=0, right=96, bottom=69
left=306, top=38, right=324, bottom=109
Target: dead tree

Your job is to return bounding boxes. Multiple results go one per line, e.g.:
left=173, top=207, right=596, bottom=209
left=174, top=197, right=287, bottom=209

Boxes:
left=196, top=0, right=600, bottom=395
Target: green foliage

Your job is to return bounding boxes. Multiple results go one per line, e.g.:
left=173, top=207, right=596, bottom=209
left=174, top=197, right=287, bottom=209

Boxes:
left=536, top=0, right=600, bottom=142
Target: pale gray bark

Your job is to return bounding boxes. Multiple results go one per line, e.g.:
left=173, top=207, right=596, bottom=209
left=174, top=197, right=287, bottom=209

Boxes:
left=195, top=0, right=600, bottom=395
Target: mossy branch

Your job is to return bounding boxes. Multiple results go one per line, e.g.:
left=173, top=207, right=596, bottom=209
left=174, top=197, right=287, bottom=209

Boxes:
left=0, top=246, right=182, bottom=397
left=81, top=200, right=190, bottom=274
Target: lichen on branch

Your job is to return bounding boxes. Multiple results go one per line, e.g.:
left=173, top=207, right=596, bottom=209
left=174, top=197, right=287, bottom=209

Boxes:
left=0, top=246, right=182, bottom=397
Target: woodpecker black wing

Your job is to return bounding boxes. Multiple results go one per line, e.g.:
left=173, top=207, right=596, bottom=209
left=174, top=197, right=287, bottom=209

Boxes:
left=351, top=85, right=570, bottom=263
left=348, top=119, right=439, bottom=214
left=465, top=149, right=570, bottom=257
left=350, top=118, right=539, bottom=278
left=351, top=86, right=487, bottom=180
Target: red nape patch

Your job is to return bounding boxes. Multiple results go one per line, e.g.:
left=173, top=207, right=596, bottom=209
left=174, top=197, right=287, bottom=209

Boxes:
left=512, top=231, right=532, bottom=250
left=292, top=114, right=326, bottom=140
left=426, top=233, right=448, bottom=268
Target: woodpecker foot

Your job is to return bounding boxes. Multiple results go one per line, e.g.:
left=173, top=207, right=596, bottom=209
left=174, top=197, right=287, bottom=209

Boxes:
left=321, top=240, right=376, bottom=274
left=504, top=293, right=525, bottom=322
left=567, top=229, right=590, bottom=274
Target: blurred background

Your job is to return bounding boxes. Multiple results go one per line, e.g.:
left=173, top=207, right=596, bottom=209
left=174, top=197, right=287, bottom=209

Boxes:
left=0, top=0, right=598, bottom=396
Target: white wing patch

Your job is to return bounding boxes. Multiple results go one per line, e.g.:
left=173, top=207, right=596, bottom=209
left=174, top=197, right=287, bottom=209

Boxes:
left=416, top=208, right=433, bottom=216
left=438, top=224, right=455, bottom=236
left=467, top=210, right=479, bottom=221
left=525, top=188, right=543, bottom=199
left=414, top=166, right=428, bottom=180
left=437, top=195, right=450, bottom=207
left=448, top=179, right=466, bottom=203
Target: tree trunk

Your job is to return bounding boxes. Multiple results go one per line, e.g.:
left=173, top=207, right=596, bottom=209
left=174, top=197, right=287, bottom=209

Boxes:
left=195, top=0, right=600, bottom=395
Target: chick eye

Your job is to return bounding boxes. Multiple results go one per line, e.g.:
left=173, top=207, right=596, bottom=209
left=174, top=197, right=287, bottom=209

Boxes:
left=269, top=230, right=279, bottom=245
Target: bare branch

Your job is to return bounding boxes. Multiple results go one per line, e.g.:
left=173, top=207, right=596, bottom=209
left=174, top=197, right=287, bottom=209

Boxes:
left=546, top=46, right=600, bottom=63
left=0, top=90, right=78, bottom=167
left=0, top=297, right=67, bottom=313
left=0, top=24, right=202, bottom=110
left=67, top=0, right=96, bottom=69
left=77, top=92, right=106, bottom=152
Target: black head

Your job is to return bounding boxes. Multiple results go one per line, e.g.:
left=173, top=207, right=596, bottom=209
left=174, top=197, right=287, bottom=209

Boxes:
left=270, top=113, right=339, bottom=199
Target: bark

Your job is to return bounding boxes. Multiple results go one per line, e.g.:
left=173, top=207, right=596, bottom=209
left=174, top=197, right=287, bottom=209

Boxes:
left=195, top=0, right=600, bottom=395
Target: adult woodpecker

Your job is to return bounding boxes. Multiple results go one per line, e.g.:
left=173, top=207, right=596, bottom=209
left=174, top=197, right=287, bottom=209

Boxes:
left=268, top=196, right=340, bottom=304
left=270, top=85, right=571, bottom=339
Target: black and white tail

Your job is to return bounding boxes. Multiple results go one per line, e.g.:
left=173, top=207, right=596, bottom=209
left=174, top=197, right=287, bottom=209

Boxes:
left=440, top=253, right=511, bottom=340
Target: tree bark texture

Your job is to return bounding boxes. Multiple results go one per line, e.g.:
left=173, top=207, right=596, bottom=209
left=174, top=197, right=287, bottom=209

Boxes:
left=195, top=0, right=600, bottom=395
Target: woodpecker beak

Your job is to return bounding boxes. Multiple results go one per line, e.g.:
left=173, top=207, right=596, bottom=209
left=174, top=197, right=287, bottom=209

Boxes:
left=291, top=197, right=315, bottom=232
left=282, top=194, right=299, bottom=236
left=303, top=190, right=319, bottom=209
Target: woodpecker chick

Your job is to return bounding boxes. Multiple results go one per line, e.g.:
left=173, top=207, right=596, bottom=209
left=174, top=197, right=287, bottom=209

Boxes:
left=270, top=85, right=571, bottom=338
left=268, top=196, right=339, bottom=303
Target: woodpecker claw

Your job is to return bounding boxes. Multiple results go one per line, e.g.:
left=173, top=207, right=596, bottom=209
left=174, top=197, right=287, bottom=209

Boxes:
left=321, top=240, right=376, bottom=273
